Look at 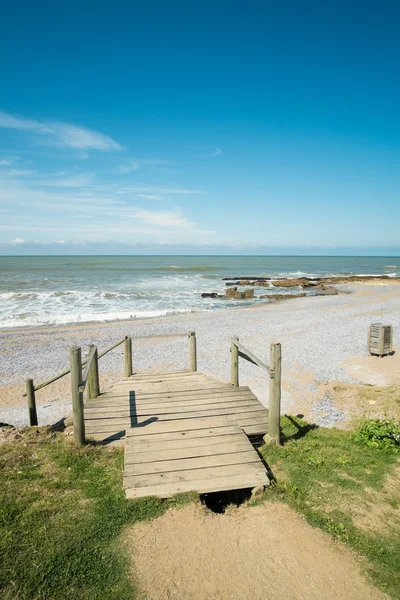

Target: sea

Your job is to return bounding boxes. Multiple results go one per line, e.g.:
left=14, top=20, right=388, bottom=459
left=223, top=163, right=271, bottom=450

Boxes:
left=0, top=256, right=398, bottom=330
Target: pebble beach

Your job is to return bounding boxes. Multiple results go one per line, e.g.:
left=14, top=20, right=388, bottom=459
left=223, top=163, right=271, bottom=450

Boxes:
left=1, top=281, right=399, bottom=429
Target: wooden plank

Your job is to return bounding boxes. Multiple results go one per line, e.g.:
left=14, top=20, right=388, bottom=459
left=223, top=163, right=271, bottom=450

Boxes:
left=85, top=402, right=264, bottom=420
left=88, top=390, right=253, bottom=407
left=243, top=424, right=268, bottom=435
left=124, top=461, right=266, bottom=489
left=84, top=395, right=258, bottom=414
left=126, top=426, right=241, bottom=445
left=85, top=408, right=266, bottom=431
left=124, top=437, right=251, bottom=461
left=125, top=472, right=269, bottom=499
left=87, top=388, right=254, bottom=403
left=124, top=450, right=259, bottom=476
left=88, top=387, right=252, bottom=404
left=85, top=412, right=266, bottom=435
left=125, top=415, right=249, bottom=436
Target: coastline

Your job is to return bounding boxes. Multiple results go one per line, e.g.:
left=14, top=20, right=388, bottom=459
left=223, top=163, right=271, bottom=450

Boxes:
left=1, top=281, right=399, bottom=429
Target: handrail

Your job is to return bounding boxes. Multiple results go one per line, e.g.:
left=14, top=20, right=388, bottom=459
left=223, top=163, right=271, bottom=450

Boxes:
left=230, top=336, right=282, bottom=445
left=231, top=337, right=271, bottom=375
left=24, top=330, right=197, bottom=444
left=97, top=337, right=126, bottom=359
left=79, top=346, right=97, bottom=393
left=23, top=336, right=126, bottom=395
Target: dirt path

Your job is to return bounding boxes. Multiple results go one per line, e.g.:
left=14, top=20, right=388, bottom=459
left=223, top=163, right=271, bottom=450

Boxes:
left=126, top=501, right=386, bottom=600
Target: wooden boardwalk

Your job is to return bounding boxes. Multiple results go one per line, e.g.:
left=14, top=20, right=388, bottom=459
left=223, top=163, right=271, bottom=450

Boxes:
left=84, top=371, right=270, bottom=499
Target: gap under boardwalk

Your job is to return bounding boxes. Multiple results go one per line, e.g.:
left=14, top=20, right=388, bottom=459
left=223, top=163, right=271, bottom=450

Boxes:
left=84, top=371, right=270, bottom=498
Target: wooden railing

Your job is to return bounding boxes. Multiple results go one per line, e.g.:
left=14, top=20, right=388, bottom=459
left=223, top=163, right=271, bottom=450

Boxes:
left=24, top=331, right=197, bottom=444
left=230, top=337, right=282, bottom=445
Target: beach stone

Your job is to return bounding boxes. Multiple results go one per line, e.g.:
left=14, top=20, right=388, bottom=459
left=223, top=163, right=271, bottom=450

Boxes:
left=244, top=289, right=254, bottom=299
left=225, top=287, right=238, bottom=297
left=251, top=485, right=265, bottom=497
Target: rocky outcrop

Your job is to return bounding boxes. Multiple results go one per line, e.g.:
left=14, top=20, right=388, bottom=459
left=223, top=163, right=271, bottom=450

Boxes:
left=202, top=287, right=255, bottom=300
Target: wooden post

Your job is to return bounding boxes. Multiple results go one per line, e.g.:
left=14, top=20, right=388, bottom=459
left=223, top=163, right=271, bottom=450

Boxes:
left=70, top=346, right=85, bottom=445
left=231, top=337, right=239, bottom=387
left=124, top=336, right=132, bottom=377
left=264, top=342, right=281, bottom=446
left=87, top=345, right=100, bottom=399
left=86, top=345, right=94, bottom=399
left=189, top=331, right=197, bottom=371
left=26, top=378, right=38, bottom=426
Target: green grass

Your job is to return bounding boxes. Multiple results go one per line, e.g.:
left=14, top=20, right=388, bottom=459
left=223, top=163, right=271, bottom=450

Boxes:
left=260, top=416, right=400, bottom=599
left=0, top=428, right=196, bottom=600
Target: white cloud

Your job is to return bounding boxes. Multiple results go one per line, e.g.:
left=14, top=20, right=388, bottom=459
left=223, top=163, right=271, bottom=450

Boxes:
left=136, top=193, right=163, bottom=200
left=126, top=186, right=206, bottom=195
left=2, top=168, right=36, bottom=176
left=202, top=148, right=222, bottom=157
left=140, top=159, right=172, bottom=165
left=133, top=209, right=193, bottom=229
left=10, top=237, right=24, bottom=244
left=34, top=174, right=94, bottom=188
left=118, top=160, right=140, bottom=173
left=0, top=159, right=11, bottom=165
left=0, top=109, right=121, bottom=151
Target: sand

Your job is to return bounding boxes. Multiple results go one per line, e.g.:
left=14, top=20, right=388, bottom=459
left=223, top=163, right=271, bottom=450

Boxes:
left=126, top=502, right=387, bottom=600
left=1, top=282, right=399, bottom=427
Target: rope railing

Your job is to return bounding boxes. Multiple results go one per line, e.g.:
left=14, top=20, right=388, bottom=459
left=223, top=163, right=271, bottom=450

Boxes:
left=230, top=336, right=282, bottom=446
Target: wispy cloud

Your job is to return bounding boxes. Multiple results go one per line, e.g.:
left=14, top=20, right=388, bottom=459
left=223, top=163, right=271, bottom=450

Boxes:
left=9, top=237, right=24, bottom=245
left=133, top=208, right=194, bottom=229
left=118, top=159, right=140, bottom=173
left=136, top=193, right=163, bottom=200
left=0, top=109, right=121, bottom=151
left=33, top=174, right=95, bottom=188
left=124, top=186, right=206, bottom=195
left=0, top=168, right=37, bottom=177
left=0, top=159, right=11, bottom=165
left=203, top=147, right=222, bottom=157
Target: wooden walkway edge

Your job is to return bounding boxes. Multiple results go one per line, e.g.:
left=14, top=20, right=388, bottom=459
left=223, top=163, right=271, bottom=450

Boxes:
left=84, top=371, right=270, bottom=499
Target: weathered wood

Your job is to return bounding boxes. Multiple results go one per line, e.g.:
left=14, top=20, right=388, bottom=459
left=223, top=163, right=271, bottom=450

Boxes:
left=124, top=461, right=266, bottom=489
left=79, top=345, right=97, bottom=393
left=124, top=336, right=133, bottom=377
left=86, top=345, right=94, bottom=399
left=189, top=331, right=197, bottom=371
left=125, top=450, right=260, bottom=476
left=86, top=345, right=100, bottom=399
left=89, top=425, right=241, bottom=443
left=368, top=323, right=393, bottom=356
left=70, top=346, right=85, bottom=445
left=91, top=347, right=100, bottom=398
left=231, top=337, right=239, bottom=387
left=125, top=472, right=269, bottom=499
left=85, top=406, right=266, bottom=428
left=264, top=342, right=281, bottom=446
left=22, top=336, right=125, bottom=396
left=232, top=338, right=270, bottom=374
left=97, top=337, right=126, bottom=359
left=26, top=378, right=38, bottom=426
left=125, top=437, right=250, bottom=460
left=84, top=398, right=259, bottom=417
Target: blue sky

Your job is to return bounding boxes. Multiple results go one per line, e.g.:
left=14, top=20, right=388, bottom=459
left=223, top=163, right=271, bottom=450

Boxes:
left=1, top=1, right=400, bottom=255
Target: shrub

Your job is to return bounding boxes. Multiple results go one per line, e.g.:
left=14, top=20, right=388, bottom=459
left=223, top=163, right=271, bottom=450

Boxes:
left=355, top=418, right=400, bottom=453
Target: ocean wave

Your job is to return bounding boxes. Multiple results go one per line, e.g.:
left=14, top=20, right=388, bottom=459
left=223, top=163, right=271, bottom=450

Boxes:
left=0, top=307, right=198, bottom=329
left=156, top=265, right=221, bottom=272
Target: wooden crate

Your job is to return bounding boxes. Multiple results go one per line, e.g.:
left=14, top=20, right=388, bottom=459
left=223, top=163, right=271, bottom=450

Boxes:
left=368, top=323, right=393, bottom=356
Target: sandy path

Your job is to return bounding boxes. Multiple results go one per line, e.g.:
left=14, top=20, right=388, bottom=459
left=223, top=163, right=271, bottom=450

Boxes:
left=126, top=502, right=386, bottom=600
